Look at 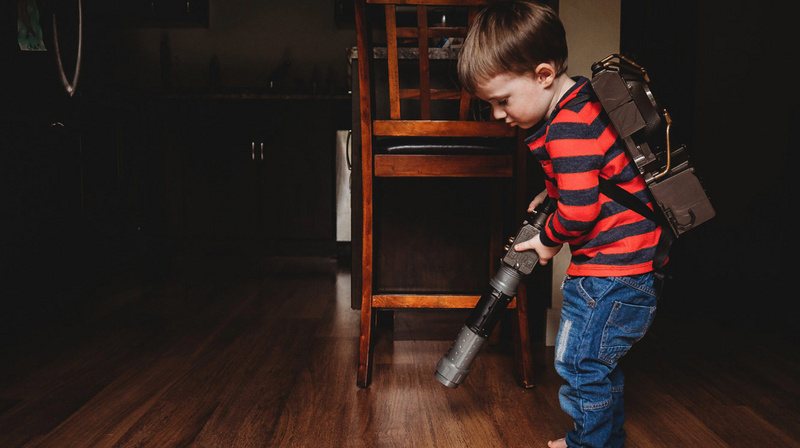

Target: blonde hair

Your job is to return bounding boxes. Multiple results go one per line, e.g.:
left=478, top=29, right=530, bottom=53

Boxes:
left=458, top=1, right=568, bottom=94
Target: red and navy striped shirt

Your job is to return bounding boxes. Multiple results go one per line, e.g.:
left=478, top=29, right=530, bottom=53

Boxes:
left=526, top=77, right=662, bottom=277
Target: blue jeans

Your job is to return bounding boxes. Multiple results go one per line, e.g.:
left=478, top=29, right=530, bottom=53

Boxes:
left=555, top=274, right=658, bottom=448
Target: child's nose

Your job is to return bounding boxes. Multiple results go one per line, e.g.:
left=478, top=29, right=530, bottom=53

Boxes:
left=492, top=107, right=506, bottom=121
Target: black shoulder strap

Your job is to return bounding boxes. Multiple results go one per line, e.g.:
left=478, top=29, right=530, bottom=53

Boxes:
left=598, top=178, right=673, bottom=274
left=560, top=92, right=593, bottom=111
left=598, top=178, right=661, bottom=223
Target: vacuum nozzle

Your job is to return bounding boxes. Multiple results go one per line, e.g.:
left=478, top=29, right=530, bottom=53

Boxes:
left=435, top=324, right=487, bottom=388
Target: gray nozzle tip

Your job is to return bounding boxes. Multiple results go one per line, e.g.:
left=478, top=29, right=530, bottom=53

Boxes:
left=435, top=356, right=469, bottom=388
left=435, top=371, right=459, bottom=388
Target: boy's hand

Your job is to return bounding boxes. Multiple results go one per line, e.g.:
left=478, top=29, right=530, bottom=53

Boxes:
left=514, top=233, right=562, bottom=265
left=527, top=189, right=549, bottom=212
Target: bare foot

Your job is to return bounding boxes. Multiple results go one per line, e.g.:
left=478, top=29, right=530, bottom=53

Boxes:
left=547, top=438, right=567, bottom=448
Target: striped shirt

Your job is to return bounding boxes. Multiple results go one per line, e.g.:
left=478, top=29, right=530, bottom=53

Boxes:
left=526, top=77, right=662, bottom=277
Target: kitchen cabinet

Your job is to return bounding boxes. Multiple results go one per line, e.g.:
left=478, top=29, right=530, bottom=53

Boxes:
left=161, top=94, right=350, bottom=255
left=79, top=93, right=163, bottom=252
left=88, top=0, right=209, bottom=27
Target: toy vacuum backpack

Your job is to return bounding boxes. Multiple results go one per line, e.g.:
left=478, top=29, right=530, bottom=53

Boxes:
left=588, top=54, right=715, bottom=270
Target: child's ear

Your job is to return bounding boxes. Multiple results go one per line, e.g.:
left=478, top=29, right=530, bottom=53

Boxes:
left=534, top=62, right=557, bottom=87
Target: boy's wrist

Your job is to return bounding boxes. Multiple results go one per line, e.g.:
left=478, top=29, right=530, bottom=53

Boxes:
left=539, top=229, right=561, bottom=247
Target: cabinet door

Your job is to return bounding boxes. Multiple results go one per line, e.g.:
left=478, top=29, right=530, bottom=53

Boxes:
left=182, top=99, right=266, bottom=242
left=4, top=116, right=83, bottom=288
left=174, top=96, right=343, bottom=254
left=260, top=99, right=334, bottom=241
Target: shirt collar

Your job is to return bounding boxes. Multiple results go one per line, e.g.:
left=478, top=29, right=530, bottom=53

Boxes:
left=525, top=76, right=590, bottom=143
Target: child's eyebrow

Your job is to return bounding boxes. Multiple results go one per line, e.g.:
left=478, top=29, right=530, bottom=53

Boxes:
left=483, top=93, right=508, bottom=102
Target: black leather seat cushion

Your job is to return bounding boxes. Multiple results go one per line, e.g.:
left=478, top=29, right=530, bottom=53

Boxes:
left=374, top=136, right=513, bottom=155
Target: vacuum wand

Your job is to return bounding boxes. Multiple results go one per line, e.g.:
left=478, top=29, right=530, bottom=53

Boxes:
left=435, top=198, right=556, bottom=388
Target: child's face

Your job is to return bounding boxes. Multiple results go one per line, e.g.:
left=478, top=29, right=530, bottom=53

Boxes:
left=475, top=70, right=556, bottom=130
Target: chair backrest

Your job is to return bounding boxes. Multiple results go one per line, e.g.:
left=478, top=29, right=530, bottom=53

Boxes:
left=354, top=0, right=515, bottom=139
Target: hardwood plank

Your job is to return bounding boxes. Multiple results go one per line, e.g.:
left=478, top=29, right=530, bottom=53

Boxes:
left=270, top=337, right=362, bottom=447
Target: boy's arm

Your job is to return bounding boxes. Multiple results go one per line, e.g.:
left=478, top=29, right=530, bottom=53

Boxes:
left=540, top=107, right=611, bottom=246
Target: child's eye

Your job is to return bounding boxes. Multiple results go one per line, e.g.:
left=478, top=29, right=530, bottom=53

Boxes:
left=498, top=99, right=508, bottom=106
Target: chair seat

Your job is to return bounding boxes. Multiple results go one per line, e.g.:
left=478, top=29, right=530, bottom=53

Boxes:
left=374, top=136, right=513, bottom=155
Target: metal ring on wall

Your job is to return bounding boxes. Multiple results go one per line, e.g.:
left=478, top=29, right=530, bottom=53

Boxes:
left=52, top=0, right=83, bottom=97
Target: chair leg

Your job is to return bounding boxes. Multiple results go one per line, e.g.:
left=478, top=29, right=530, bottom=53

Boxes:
left=358, top=127, right=374, bottom=388
left=358, top=171, right=374, bottom=387
left=358, top=295, right=373, bottom=387
left=358, top=225, right=374, bottom=387
left=358, top=209, right=374, bottom=387
left=488, top=179, right=503, bottom=346
left=510, top=138, right=535, bottom=388
left=513, top=281, right=535, bottom=388
left=489, top=178, right=534, bottom=387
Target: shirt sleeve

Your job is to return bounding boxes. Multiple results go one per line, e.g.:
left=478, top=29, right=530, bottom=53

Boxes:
left=540, top=103, right=617, bottom=246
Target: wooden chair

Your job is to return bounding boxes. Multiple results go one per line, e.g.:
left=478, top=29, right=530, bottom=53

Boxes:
left=354, top=0, right=534, bottom=388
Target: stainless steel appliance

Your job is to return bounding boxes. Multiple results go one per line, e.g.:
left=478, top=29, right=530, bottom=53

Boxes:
left=335, top=130, right=352, bottom=242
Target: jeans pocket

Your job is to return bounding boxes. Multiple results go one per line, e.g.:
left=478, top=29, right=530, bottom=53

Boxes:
left=599, top=301, right=656, bottom=365
left=576, top=276, right=614, bottom=308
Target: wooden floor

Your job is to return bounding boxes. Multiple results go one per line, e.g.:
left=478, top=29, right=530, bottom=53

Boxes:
left=1, top=256, right=798, bottom=448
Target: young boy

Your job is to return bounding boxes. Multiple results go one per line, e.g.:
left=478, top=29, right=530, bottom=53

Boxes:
left=459, top=2, right=662, bottom=447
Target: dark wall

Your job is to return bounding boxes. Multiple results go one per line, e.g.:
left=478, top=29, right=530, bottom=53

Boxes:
left=2, top=1, right=355, bottom=335
left=621, top=0, right=798, bottom=333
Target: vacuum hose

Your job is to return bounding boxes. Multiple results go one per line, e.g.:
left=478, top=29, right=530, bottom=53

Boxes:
left=435, top=199, right=556, bottom=388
